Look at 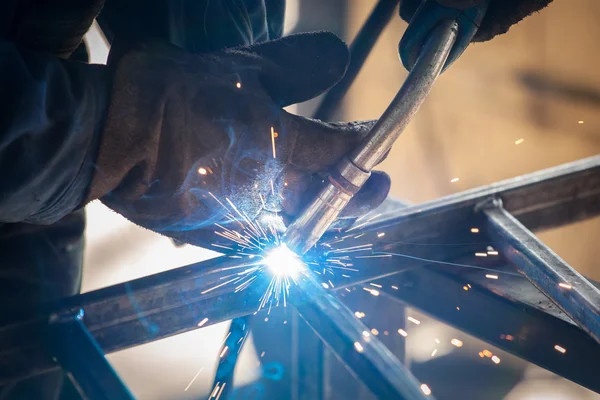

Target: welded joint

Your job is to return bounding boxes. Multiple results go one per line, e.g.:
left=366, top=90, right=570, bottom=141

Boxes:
left=48, top=308, right=85, bottom=326
left=474, top=196, right=503, bottom=213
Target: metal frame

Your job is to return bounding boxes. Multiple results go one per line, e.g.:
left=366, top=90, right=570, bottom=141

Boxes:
left=1, top=155, right=598, bottom=398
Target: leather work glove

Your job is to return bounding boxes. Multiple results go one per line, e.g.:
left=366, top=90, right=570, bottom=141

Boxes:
left=400, top=0, right=553, bottom=42
left=86, top=32, right=390, bottom=248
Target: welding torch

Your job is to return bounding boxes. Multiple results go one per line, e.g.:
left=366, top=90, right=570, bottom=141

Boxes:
left=284, top=1, right=490, bottom=255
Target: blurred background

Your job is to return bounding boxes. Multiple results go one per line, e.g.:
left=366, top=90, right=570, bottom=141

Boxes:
left=82, top=0, right=600, bottom=398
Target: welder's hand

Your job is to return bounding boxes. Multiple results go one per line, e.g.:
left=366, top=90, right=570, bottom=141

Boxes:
left=86, top=32, right=390, bottom=248
left=400, top=0, right=552, bottom=42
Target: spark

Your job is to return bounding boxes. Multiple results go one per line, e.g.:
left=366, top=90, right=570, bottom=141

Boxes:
left=559, top=282, right=572, bottom=289
left=471, top=228, right=480, bottom=233
left=369, top=283, right=382, bottom=288
left=236, top=82, right=242, bottom=89
left=407, top=317, right=420, bottom=325
left=391, top=285, right=399, bottom=290
left=485, top=274, right=498, bottom=280
left=271, top=127, right=277, bottom=159
left=197, top=318, right=209, bottom=327
left=354, top=311, right=366, bottom=319
left=220, top=346, right=229, bottom=358
left=363, top=288, right=379, bottom=296
left=354, top=342, right=364, bottom=352
left=554, top=345, right=567, bottom=354
left=377, top=232, right=385, bottom=238
left=491, top=356, right=501, bottom=364
left=215, top=383, right=227, bottom=400
left=184, top=367, right=204, bottom=391
left=431, top=349, right=438, bottom=357
left=450, top=177, right=460, bottom=183
left=578, top=120, right=584, bottom=124
left=435, top=338, right=440, bottom=344
left=463, top=286, right=469, bottom=291
left=482, top=350, right=492, bottom=358
left=201, top=193, right=375, bottom=312
left=198, top=167, right=208, bottom=175
left=475, top=252, right=487, bottom=257
left=210, top=383, right=220, bottom=398
left=371, top=329, right=379, bottom=336
left=515, top=138, right=525, bottom=145
left=420, top=384, right=432, bottom=396
left=487, top=250, right=499, bottom=256
left=398, top=329, right=408, bottom=337
left=451, top=338, right=463, bottom=347
left=362, top=330, right=370, bottom=337
left=456, top=307, right=460, bottom=310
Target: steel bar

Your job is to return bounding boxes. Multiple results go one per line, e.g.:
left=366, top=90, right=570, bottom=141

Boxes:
left=357, top=155, right=600, bottom=242
left=47, top=309, right=134, bottom=400
left=482, top=200, right=600, bottom=344
left=291, top=274, right=430, bottom=400
left=1, top=156, right=598, bottom=385
left=313, top=0, right=400, bottom=121
left=210, top=316, right=251, bottom=399
left=376, top=265, right=600, bottom=393
left=0, top=257, right=266, bottom=385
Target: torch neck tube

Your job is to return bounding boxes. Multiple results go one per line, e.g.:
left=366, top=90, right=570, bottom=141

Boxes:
left=350, top=20, right=458, bottom=172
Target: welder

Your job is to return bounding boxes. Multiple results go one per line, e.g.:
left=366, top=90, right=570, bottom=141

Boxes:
left=0, top=0, right=551, bottom=398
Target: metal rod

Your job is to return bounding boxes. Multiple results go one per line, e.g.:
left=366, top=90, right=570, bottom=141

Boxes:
left=292, top=274, right=431, bottom=400
left=210, top=316, right=251, bottom=399
left=313, top=0, right=400, bottom=121
left=285, top=20, right=459, bottom=255
left=47, top=309, right=134, bottom=400
left=482, top=199, right=600, bottom=344
left=377, top=266, right=600, bottom=393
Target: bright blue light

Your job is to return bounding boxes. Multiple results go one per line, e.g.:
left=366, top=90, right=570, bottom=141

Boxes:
left=264, top=244, right=305, bottom=278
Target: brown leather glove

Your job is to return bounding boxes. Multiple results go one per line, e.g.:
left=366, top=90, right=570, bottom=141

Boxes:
left=400, top=0, right=552, bottom=42
left=87, top=32, right=390, bottom=248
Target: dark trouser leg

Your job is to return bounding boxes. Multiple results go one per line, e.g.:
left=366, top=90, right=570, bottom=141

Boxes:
left=0, top=211, right=85, bottom=400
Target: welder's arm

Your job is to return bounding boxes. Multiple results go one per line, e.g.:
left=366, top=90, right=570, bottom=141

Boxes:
left=400, top=0, right=553, bottom=41
left=85, top=33, right=390, bottom=248
left=0, top=42, right=110, bottom=224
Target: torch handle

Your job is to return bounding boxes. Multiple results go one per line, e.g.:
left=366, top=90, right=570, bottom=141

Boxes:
left=285, top=19, right=458, bottom=255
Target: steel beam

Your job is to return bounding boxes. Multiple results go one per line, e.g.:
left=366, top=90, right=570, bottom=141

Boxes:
left=47, top=309, right=134, bottom=400
left=1, top=156, right=599, bottom=386
left=375, top=264, right=600, bottom=393
left=355, top=155, right=600, bottom=245
left=482, top=200, right=600, bottom=344
left=292, top=274, right=429, bottom=400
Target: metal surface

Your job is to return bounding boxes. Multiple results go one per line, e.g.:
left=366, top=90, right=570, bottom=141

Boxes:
left=292, top=274, right=430, bottom=400
left=377, top=264, right=600, bottom=393
left=210, top=316, right=251, bottom=399
left=1, top=157, right=599, bottom=387
left=482, top=200, right=600, bottom=344
left=47, top=310, right=134, bottom=400
left=285, top=20, right=459, bottom=255
left=313, top=0, right=400, bottom=121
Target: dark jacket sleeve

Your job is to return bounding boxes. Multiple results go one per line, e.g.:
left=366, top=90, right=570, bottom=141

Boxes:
left=0, top=41, right=110, bottom=224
